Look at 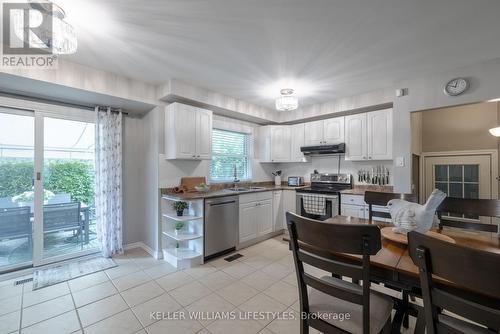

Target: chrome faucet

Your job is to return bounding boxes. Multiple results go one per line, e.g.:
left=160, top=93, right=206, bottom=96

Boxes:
left=233, top=164, right=240, bottom=188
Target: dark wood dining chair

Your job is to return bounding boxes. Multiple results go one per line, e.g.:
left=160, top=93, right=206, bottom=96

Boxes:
left=408, top=231, right=500, bottom=334
left=436, top=197, right=500, bottom=234
left=364, top=191, right=418, bottom=222
left=286, top=212, right=393, bottom=334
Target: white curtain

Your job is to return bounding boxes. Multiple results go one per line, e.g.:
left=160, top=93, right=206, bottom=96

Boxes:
left=95, top=107, right=123, bottom=257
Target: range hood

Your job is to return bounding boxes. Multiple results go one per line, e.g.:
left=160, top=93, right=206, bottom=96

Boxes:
left=300, top=143, right=346, bottom=156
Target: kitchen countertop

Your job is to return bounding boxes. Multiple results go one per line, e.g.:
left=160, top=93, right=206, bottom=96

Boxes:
left=161, top=183, right=308, bottom=201
left=340, top=185, right=394, bottom=196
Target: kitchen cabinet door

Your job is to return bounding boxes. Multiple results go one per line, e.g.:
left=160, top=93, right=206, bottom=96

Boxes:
left=290, top=123, right=306, bottom=162
left=239, top=202, right=258, bottom=243
left=345, top=113, right=367, bottom=161
left=367, top=109, right=392, bottom=160
left=304, top=120, right=324, bottom=146
left=323, top=117, right=344, bottom=144
left=282, top=190, right=296, bottom=230
left=173, top=105, right=197, bottom=159
left=272, top=191, right=283, bottom=232
left=340, top=204, right=366, bottom=219
left=270, top=126, right=291, bottom=162
left=195, top=108, right=213, bottom=160
left=257, top=199, right=273, bottom=236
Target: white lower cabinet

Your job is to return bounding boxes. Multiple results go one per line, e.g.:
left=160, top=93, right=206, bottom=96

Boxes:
left=282, top=190, right=296, bottom=230
left=239, top=192, right=274, bottom=244
left=273, top=190, right=283, bottom=232
left=341, top=203, right=367, bottom=219
left=340, top=194, right=391, bottom=222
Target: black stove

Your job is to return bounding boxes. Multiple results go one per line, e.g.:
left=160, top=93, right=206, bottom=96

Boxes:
left=296, top=173, right=353, bottom=195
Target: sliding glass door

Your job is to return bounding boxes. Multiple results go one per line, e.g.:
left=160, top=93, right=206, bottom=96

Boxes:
left=0, top=110, right=35, bottom=271
left=0, top=107, right=99, bottom=272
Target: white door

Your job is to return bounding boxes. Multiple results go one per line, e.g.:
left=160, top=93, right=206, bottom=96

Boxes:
left=239, top=202, right=257, bottom=243
left=323, top=117, right=345, bottom=144
left=270, top=126, right=291, bottom=162
left=367, top=109, right=392, bottom=160
left=272, top=191, right=283, bottom=231
left=304, top=120, right=324, bottom=145
left=424, top=154, right=494, bottom=225
left=195, top=109, right=212, bottom=159
left=257, top=199, right=273, bottom=236
left=345, top=114, right=367, bottom=161
left=290, top=123, right=306, bottom=162
left=175, top=105, right=197, bottom=159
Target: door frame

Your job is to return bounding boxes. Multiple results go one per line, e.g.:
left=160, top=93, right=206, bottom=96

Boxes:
left=419, top=149, right=499, bottom=203
left=0, top=97, right=99, bottom=272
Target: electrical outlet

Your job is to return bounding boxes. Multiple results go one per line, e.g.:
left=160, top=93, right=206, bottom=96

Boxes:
left=395, top=157, right=405, bottom=167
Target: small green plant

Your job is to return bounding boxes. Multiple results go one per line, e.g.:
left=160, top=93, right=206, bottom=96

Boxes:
left=175, top=222, right=184, bottom=231
left=172, top=201, right=188, bottom=216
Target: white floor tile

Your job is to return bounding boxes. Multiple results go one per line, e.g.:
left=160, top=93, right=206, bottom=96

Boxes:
left=143, top=263, right=177, bottom=279
left=23, top=282, right=70, bottom=307
left=0, top=294, right=22, bottom=317
left=83, top=309, right=142, bottom=334
left=185, top=293, right=235, bottom=326
left=199, top=270, right=236, bottom=291
left=72, top=281, right=118, bottom=307
left=222, top=262, right=257, bottom=279
left=206, top=310, right=264, bottom=334
left=155, top=271, right=194, bottom=291
left=22, top=294, right=74, bottom=328
left=68, top=271, right=109, bottom=292
left=112, top=271, right=151, bottom=292
left=77, top=294, right=128, bottom=327
left=121, top=281, right=164, bottom=307
left=239, top=293, right=287, bottom=325
left=0, top=284, right=23, bottom=301
left=216, top=281, right=259, bottom=306
left=0, top=310, right=20, bottom=334
left=131, top=293, right=182, bottom=327
left=20, top=310, right=80, bottom=334
left=169, top=281, right=212, bottom=307
left=263, top=281, right=298, bottom=307
left=241, top=270, right=280, bottom=291
left=144, top=316, right=203, bottom=334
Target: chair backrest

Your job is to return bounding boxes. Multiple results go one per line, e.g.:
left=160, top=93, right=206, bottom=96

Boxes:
left=364, top=191, right=418, bottom=222
left=43, top=202, right=81, bottom=231
left=286, top=212, right=381, bottom=334
left=436, top=197, right=500, bottom=233
left=0, top=197, right=17, bottom=209
left=47, top=193, right=72, bottom=205
left=0, top=206, right=31, bottom=238
left=408, top=231, right=500, bottom=334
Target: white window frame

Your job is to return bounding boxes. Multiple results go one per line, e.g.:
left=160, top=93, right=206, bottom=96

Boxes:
left=209, top=128, right=252, bottom=183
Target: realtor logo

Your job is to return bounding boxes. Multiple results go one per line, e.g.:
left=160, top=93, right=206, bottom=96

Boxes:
left=2, top=2, right=58, bottom=69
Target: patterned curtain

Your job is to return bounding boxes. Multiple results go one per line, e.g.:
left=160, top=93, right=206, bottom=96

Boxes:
left=95, top=107, right=123, bottom=257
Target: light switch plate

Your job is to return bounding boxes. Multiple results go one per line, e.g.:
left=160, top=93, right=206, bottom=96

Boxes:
left=395, top=156, right=405, bottom=167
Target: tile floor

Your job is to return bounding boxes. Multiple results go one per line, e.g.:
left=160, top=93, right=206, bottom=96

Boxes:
left=0, top=236, right=417, bottom=334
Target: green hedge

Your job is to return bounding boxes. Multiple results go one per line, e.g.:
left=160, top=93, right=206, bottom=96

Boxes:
left=0, top=160, right=94, bottom=205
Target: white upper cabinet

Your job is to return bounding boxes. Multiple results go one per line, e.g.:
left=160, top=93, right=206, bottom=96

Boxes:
left=323, top=117, right=345, bottom=144
left=165, top=103, right=213, bottom=160
left=304, top=117, right=345, bottom=145
left=270, top=126, right=291, bottom=162
left=345, top=109, right=392, bottom=161
left=304, top=120, right=324, bottom=145
left=367, top=109, right=393, bottom=160
left=290, top=123, right=307, bottom=162
left=345, top=113, right=367, bottom=161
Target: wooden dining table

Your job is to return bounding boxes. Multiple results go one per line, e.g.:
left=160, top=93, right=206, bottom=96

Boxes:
left=318, top=215, right=500, bottom=333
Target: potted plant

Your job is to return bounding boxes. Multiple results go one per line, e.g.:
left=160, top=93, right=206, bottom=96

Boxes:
left=174, top=222, right=184, bottom=235
left=172, top=201, right=188, bottom=216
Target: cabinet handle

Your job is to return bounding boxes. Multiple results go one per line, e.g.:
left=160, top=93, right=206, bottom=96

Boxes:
left=362, top=156, right=367, bottom=160
left=368, top=156, right=372, bottom=160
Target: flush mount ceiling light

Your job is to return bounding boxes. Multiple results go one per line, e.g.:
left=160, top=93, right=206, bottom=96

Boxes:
left=12, top=0, right=77, bottom=54
left=489, top=127, right=500, bottom=137
left=275, top=88, right=298, bottom=111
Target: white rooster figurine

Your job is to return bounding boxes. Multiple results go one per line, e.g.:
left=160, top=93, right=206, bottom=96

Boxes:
left=387, top=189, right=447, bottom=234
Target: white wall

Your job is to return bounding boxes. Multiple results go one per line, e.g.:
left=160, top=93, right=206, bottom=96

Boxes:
left=277, top=157, right=393, bottom=185
left=393, top=57, right=500, bottom=193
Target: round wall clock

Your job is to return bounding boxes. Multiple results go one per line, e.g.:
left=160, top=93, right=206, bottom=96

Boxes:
left=444, top=78, right=469, bottom=96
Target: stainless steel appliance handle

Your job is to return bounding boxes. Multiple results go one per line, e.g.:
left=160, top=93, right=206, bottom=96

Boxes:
left=209, top=200, right=237, bottom=206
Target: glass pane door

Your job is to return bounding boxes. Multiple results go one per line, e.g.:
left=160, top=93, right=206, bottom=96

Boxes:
left=41, top=116, right=98, bottom=261
left=0, top=111, right=34, bottom=271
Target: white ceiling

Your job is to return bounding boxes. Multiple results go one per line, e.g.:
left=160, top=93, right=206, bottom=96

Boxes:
left=57, top=0, right=500, bottom=109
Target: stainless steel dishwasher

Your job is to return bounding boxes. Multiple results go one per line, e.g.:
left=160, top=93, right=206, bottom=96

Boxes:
left=204, top=196, right=239, bottom=260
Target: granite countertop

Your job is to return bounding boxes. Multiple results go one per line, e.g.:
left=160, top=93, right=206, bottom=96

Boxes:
left=340, top=185, right=394, bottom=195
left=161, top=183, right=308, bottom=201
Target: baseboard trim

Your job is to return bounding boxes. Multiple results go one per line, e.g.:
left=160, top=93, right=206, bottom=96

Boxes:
left=123, top=242, right=161, bottom=259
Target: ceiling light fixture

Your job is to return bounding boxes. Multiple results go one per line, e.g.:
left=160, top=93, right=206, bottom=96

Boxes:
left=275, top=88, right=298, bottom=111
left=489, top=127, right=500, bottom=137
left=12, top=1, right=77, bottom=54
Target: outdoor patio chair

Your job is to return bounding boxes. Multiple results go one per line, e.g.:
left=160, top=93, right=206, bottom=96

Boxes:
left=0, top=207, right=32, bottom=249
left=0, top=197, right=17, bottom=209
left=43, top=202, right=82, bottom=244
left=47, top=193, right=72, bottom=204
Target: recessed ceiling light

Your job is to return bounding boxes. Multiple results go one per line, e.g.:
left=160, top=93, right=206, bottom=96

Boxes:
left=261, top=79, right=315, bottom=99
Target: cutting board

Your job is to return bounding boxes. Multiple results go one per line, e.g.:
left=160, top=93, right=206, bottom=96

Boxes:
left=180, top=177, right=206, bottom=193
left=381, top=227, right=455, bottom=245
